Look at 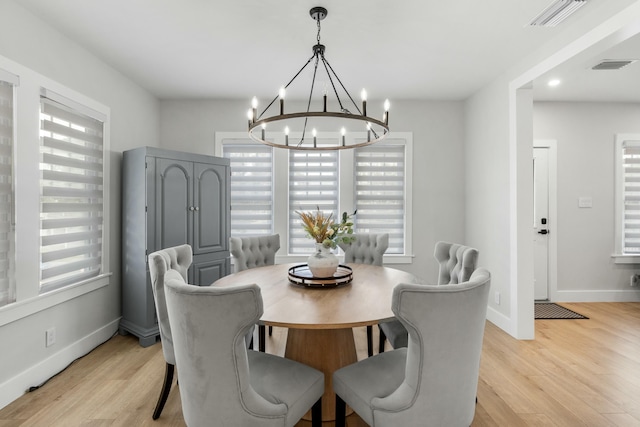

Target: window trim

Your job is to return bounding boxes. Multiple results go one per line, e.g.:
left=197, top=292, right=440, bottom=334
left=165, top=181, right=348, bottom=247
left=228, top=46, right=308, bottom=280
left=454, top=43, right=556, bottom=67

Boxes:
left=39, top=90, right=107, bottom=293
left=0, top=71, right=17, bottom=308
left=0, top=52, right=111, bottom=324
left=215, top=131, right=413, bottom=264
left=613, top=133, right=640, bottom=264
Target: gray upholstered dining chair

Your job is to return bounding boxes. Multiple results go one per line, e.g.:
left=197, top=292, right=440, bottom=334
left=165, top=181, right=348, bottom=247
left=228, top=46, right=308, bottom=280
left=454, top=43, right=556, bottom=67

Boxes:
left=338, top=233, right=389, bottom=357
left=378, top=240, right=479, bottom=352
left=164, top=270, right=324, bottom=427
left=148, top=244, right=192, bottom=420
left=230, top=234, right=280, bottom=352
left=333, top=268, right=491, bottom=427
left=148, top=244, right=253, bottom=420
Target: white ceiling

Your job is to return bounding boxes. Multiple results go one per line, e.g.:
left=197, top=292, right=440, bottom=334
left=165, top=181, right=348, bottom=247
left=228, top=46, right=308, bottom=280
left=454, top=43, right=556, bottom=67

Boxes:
left=16, top=0, right=640, bottom=103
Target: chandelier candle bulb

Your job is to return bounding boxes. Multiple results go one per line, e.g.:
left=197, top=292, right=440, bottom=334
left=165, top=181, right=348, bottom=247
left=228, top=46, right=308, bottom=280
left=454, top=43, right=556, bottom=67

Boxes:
left=323, top=93, right=327, bottom=112
left=285, top=126, right=289, bottom=146
left=279, top=87, right=286, bottom=115
left=341, top=127, right=346, bottom=146
left=247, top=109, right=253, bottom=127
left=251, top=97, right=258, bottom=122
left=312, top=128, right=317, bottom=147
left=384, top=99, right=390, bottom=125
left=261, top=123, right=266, bottom=140
left=361, top=89, right=367, bottom=116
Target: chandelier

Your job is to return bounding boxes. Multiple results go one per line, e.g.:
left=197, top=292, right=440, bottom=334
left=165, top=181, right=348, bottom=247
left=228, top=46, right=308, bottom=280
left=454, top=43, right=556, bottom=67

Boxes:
left=247, top=6, right=390, bottom=151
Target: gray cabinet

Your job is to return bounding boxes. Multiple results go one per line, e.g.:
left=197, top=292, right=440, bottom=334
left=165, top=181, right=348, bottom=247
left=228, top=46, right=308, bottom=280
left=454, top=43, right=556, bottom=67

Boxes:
left=120, top=147, right=230, bottom=346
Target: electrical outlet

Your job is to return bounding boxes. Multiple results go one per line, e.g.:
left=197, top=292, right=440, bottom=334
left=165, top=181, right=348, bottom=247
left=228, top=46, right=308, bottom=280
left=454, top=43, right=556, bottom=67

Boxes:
left=631, top=274, right=640, bottom=287
left=45, top=327, right=56, bottom=347
left=494, top=291, right=500, bottom=305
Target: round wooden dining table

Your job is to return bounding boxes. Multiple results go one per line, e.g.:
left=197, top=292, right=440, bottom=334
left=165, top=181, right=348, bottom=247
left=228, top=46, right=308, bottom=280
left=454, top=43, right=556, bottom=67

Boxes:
left=212, top=262, right=422, bottom=420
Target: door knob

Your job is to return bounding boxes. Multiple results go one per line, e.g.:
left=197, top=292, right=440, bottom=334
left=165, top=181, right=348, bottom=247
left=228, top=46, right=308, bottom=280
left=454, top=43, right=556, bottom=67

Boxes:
left=537, top=229, right=549, bottom=235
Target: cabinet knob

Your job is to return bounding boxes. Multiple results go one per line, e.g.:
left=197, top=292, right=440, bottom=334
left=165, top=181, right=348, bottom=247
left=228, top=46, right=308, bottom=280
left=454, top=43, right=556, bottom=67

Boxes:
left=189, top=206, right=195, bottom=211
left=195, top=207, right=200, bottom=211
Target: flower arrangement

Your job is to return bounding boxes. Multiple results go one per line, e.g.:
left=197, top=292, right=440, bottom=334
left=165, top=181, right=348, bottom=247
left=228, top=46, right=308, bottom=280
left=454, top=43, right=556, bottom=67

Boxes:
left=296, top=208, right=356, bottom=249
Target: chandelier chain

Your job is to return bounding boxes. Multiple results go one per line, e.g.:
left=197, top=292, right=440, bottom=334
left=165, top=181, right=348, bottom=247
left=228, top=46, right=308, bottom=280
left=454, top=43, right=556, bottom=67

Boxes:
left=316, top=14, right=321, bottom=45
left=247, top=6, right=389, bottom=150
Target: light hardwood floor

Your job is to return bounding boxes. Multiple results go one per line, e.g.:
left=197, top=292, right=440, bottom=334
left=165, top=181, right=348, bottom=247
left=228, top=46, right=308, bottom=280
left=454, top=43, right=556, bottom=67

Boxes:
left=1, top=302, right=640, bottom=426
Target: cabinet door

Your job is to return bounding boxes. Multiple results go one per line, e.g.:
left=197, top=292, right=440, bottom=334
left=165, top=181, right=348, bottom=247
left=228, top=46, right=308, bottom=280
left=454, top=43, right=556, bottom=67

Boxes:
left=192, top=252, right=230, bottom=286
left=155, top=158, right=193, bottom=250
left=193, top=162, right=228, bottom=255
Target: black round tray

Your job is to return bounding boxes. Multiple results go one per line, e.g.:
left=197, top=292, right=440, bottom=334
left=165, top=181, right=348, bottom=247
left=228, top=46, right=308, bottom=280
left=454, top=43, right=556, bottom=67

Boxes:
left=288, top=264, right=353, bottom=288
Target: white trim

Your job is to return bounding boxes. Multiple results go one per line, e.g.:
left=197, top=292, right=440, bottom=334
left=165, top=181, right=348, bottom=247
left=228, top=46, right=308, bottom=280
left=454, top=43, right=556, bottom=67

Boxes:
left=0, top=318, right=119, bottom=410
left=0, top=51, right=112, bottom=318
left=0, top=68, right=19, bottom=86
left=273, top=254, right=414, bottom=265
left=215, top=131, right=413, bottom=260
left=554, top=289, right=640, bottom=302
left=485, top=306, right=513, bottom=337
left=614, top=134, right=640, bottom=259
left=534, top=140, right=558, bottom=302
left=611, top=254, right=640, bottom=264
left=0, top=274, right=111, bottom=327
left=40, top=88, right=107, bottom=122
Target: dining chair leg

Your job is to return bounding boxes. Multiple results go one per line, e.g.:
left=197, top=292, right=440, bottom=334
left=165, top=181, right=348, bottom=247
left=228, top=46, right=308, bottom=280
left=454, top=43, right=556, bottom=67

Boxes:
left=335, top=394, right=346, bottom=427
left=366, top=325, right=374, bottom=357
left=378, top=327, right=386, bottom=353
left=152, top=362, right=174, bottom=420
left=311, top=397, right=322, bottom=427
left=259, top=324, right=266, bottom=352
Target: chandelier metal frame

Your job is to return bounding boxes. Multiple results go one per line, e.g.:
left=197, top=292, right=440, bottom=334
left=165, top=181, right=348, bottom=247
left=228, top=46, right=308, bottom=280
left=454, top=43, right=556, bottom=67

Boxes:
left=247, top=6, right=390, bottom=150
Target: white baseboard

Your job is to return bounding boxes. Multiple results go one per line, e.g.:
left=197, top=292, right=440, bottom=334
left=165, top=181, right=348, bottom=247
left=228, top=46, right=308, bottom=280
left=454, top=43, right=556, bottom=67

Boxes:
left=0, top=318, right=120, bottom=410
left=554, top=289, right=640, bottom=302
left=486, top=306, right=514, bottom=337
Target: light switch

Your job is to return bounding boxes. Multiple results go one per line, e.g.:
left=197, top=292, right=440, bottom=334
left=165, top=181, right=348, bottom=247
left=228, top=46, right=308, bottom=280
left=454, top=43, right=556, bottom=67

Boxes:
left=578, top=197, right=592, bottom=208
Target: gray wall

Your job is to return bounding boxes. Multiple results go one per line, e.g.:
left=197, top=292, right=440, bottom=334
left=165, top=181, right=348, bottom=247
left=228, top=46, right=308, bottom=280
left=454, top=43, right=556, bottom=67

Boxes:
left=534, top=101, right=640, bottom=299
left=0, top=0, right=159, bottom=407
left=159, top=98, right=467, bottom=279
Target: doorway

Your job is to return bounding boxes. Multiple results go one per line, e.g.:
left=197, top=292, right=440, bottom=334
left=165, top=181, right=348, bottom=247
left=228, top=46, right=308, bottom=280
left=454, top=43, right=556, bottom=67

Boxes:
left=533, top=141, right=557, bottom=302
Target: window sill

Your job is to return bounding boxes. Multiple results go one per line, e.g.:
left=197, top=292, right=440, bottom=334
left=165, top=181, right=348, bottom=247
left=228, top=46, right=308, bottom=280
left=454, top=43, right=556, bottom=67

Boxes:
left=270, top=255, right=414, bottom=265
left=0, top=273, right=112, bottom=327
left=611, top=254, right=640, bottom=265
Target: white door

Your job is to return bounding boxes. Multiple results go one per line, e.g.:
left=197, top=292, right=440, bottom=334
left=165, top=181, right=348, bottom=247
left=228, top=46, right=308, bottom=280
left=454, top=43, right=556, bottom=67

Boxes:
left=533, top=147, right=549, bottom=300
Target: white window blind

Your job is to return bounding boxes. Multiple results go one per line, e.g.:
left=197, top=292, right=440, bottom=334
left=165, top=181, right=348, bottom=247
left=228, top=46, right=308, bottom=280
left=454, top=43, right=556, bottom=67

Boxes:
left=354, top=142, right=405, bottom=254
left=621, top=140, right=640, bottom=254
left=39, top=95, right=104, bottom=292
left=289, top=141, right=339, bottom=254
left=0, top=78, right=15, bottom=307
left=222, top=141, right=274, bottom=237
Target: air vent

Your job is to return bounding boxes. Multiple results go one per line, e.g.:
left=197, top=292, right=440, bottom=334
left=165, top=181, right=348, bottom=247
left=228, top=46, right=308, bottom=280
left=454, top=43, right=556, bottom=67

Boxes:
left=591, top=60, right=637, bottom=70
left=529, top=0, right=587, bottom=27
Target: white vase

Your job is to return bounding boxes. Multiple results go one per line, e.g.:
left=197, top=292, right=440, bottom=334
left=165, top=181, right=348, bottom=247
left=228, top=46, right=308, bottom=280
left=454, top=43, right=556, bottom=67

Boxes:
left=307, top=243, right=339, bottom=278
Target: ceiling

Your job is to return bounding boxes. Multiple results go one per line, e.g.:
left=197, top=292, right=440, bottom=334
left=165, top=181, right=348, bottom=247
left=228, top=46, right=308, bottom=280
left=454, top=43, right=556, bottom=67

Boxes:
left=16, top=0, right=640, bottom=103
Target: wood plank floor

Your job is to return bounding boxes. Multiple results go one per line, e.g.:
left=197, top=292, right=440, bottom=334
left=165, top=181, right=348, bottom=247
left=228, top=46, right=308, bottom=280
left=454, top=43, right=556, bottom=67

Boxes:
left=1, top=302, right=640, bottom=426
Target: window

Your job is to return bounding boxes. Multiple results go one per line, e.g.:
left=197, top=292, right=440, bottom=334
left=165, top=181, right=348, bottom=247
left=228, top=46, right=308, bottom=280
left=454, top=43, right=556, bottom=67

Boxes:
left=222, top=140, right=274, bottom=237
left=614, top=134, right=640, bottom=261
left=289, top=140, right=339, bottom=254
left=354, top=141, right=406, bottom=254
left=0, top=72, right=16, bottom=307
left=215, top=131, right=412, bottom=262
left=39, top=91, right=106, bottom=292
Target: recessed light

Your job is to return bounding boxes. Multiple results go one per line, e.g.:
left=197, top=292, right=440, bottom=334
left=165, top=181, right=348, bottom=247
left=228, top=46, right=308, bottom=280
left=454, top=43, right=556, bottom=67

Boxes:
left=548, top=79, right=561, bottom=87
